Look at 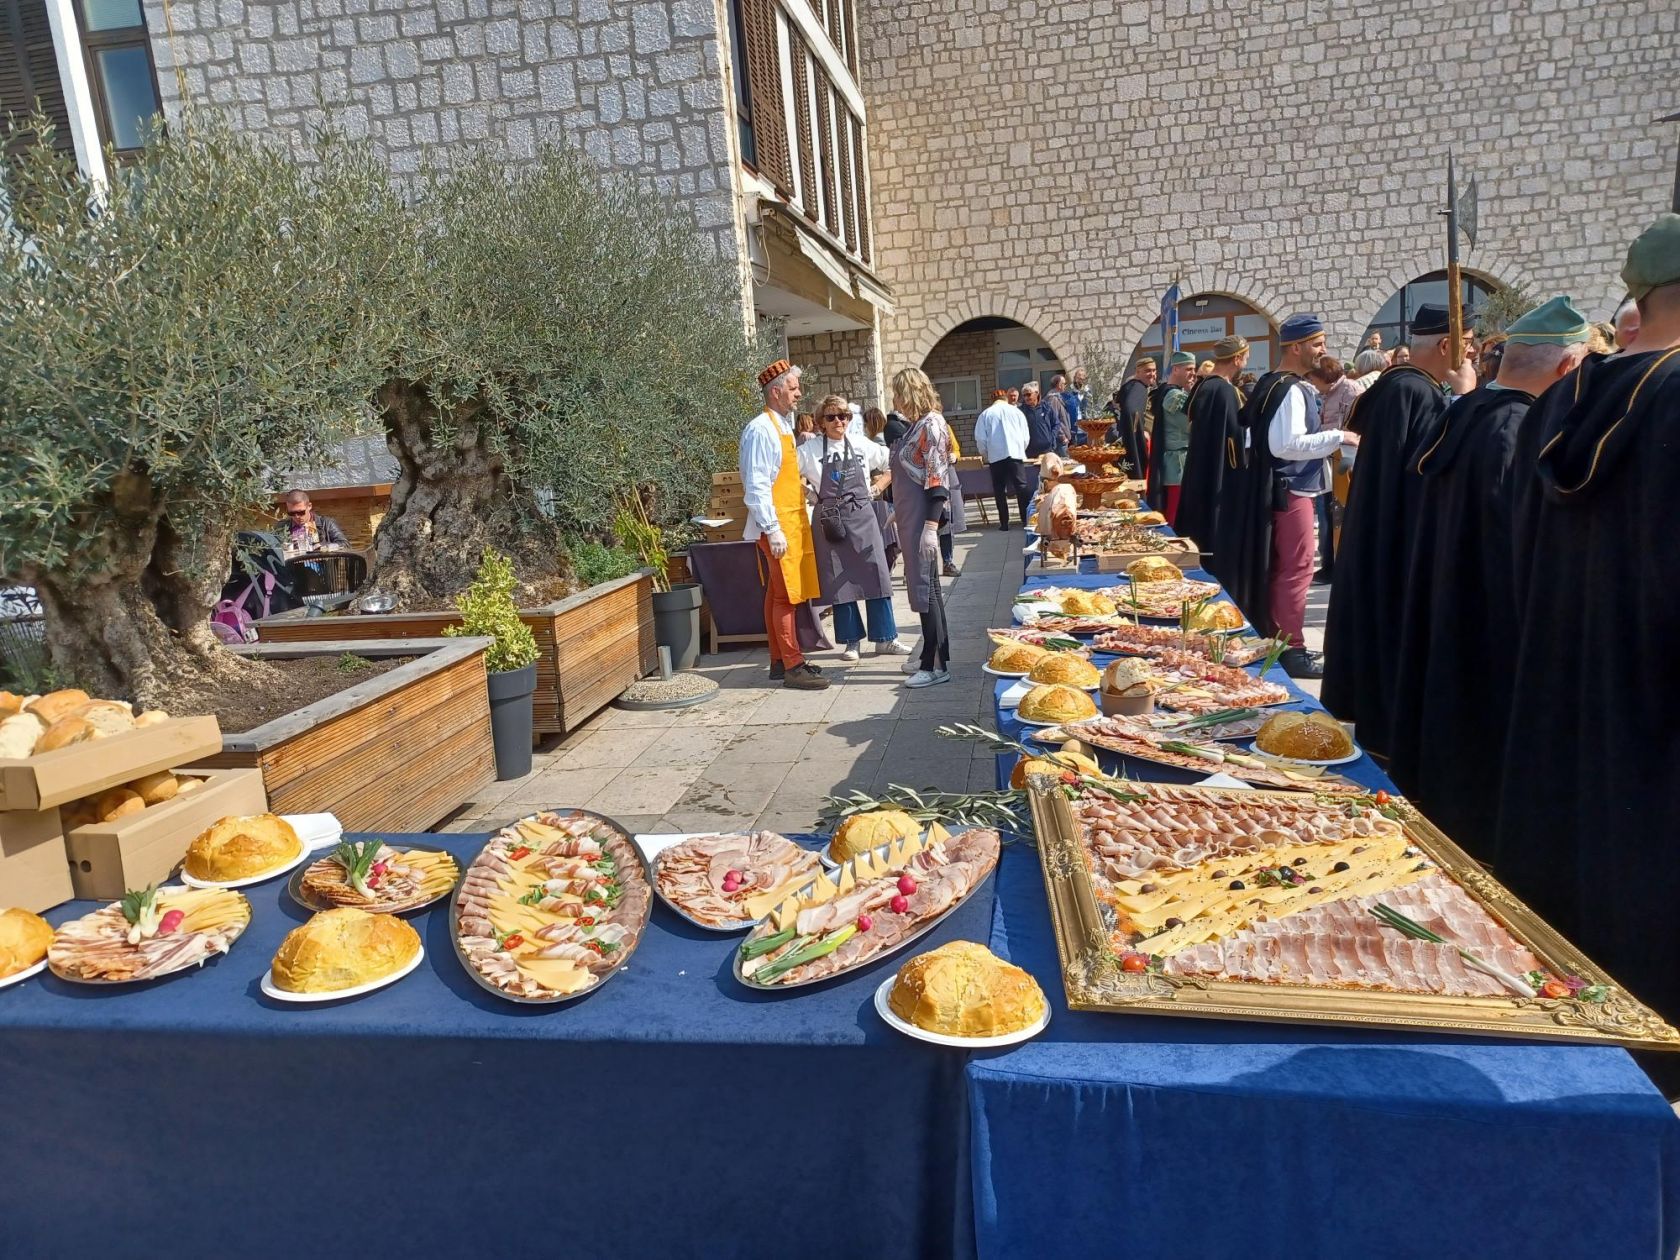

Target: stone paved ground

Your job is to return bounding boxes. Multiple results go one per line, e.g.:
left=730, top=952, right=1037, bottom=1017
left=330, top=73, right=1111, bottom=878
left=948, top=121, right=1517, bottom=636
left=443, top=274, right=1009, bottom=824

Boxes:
left=444, top=519, right=1328, bottom=837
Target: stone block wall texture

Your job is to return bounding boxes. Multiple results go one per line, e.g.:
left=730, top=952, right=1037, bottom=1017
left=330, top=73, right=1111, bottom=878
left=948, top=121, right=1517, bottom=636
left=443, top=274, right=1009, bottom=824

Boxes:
left=788, top=325, right=883, bottom=411
left=857, top=0, right=1680, bottom=373
left=919, top=326, right=994, bottom=448
left=142, top=0, right=749, bottom=273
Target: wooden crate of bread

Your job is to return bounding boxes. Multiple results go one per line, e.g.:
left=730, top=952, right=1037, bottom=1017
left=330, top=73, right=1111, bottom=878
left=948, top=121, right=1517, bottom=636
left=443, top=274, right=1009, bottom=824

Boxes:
left=1093, top=539, right=1206, bottom=572
left=0, top=806, right=73, bottom=913
left=63, top=767, right=268, bottom=900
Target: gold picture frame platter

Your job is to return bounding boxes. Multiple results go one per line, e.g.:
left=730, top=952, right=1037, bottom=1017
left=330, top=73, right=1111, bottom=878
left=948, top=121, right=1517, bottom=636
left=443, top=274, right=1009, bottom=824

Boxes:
left=1027, top=779, right=1680, bottom=1050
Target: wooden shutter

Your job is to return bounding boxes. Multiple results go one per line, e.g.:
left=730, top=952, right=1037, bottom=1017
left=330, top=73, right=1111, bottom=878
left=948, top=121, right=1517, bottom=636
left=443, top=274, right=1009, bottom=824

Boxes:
left=836, top=108, right=855, bottom=253
left=813, top=70, right=837, bottom=233
left=1, top=0, right=76, bottom=155
left=790, top=45, right=815, bottom=220
left=850, top=115, right=871, bottom=263
left=738, top=0, right=792, bottom=191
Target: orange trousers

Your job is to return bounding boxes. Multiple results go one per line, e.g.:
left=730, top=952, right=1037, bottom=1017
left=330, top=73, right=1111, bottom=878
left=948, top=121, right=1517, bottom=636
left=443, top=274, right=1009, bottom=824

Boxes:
left=757, top=537, right=803, bottom=667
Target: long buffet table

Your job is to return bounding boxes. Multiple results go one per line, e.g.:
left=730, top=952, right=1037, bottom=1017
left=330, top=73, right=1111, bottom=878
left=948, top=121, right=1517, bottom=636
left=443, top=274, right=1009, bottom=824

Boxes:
left=4, top=533, right=1679, bottom=1259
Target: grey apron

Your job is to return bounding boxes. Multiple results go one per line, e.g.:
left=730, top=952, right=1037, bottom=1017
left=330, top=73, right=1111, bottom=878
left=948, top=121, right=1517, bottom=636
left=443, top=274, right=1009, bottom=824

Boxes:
left=812, top=437, right=892, bottom=604
left=891, top=426, right=953, bottom=614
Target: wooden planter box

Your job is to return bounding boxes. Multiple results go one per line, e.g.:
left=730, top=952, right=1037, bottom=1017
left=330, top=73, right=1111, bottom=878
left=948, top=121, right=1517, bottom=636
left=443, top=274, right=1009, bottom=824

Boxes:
left=195, top=638, right=495, bottom=832
left=252, top=571, right=655, bottom=737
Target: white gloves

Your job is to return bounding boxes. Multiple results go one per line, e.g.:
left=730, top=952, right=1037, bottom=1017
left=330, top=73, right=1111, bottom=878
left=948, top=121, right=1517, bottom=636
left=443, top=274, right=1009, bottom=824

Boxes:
left=767, top=530, right=788, bottom=559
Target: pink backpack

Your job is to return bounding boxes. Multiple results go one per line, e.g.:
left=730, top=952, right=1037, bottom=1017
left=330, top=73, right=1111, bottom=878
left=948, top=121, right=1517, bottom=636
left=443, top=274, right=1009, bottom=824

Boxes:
left=209, top=572, right=277, bottom=644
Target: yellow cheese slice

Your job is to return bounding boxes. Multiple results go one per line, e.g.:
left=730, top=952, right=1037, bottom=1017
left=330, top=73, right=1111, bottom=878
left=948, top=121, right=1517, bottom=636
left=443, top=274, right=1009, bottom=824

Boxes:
left=925, top=822, right=951, bottom=847
left=487, top=894, right=559, bottom=938
left=836, top=864, right=857, bottom=894
left=805, top=872, right=837, bottom=907
left=514, top=819, right=566, bottom=847
left=771, top=898, right=799, bottom=933
left=514, top=956, right=592, bottom=994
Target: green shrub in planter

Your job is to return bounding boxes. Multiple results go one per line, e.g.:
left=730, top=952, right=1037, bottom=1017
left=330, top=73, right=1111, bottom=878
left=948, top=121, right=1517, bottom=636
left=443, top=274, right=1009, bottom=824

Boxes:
left=444, top=550, right=540, bottom=674
left=569, top=540, right=642, bottom=591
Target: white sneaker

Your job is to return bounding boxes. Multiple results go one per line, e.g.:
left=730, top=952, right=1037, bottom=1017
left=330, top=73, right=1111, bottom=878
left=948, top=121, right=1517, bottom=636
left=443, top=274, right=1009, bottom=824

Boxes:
left=902, top=654, right=920, bottom=673
left=875, top=639, right=912, bottom=655
left=905, top=668, right=951, bottom=689
left=840, top=643, right=860, bottom=662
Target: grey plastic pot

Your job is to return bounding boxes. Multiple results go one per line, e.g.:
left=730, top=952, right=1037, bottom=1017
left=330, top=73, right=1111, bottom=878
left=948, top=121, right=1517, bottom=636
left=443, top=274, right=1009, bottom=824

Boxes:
left=486, top=661, right=537, bottom=780
left=652, top=582, right=703, bottom=671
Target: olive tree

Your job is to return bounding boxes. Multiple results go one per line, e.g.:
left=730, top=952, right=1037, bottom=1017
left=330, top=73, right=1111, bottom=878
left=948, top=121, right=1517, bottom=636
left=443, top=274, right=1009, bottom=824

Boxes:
left=366, top=144, right=761, bottom=602
left=0, top=120, right=398, bottom=705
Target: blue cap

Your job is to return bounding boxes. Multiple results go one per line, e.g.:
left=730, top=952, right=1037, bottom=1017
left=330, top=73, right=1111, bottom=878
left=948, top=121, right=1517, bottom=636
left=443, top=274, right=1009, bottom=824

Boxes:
left=1279, top=314, right=1324, bottom=345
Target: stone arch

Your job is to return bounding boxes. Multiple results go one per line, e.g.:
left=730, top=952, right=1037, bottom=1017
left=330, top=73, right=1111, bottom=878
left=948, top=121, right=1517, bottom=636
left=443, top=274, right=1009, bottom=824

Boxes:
left=904, top=295, right=1079, bottom=375
left=1349, top=247, right=1538, bottom=336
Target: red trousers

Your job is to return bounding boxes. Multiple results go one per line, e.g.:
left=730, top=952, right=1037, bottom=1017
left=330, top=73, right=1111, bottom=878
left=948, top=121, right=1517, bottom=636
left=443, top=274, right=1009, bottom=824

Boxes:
left=1162, top=484, right=1181, bottom=527
left=1268, top=494, right=1315, bottom=648
left=757, top=537, right=803, bottom=667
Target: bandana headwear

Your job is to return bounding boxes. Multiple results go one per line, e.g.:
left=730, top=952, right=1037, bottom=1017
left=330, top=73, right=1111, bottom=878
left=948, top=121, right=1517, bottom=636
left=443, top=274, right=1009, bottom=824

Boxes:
left=1505, top=296, right=1591, bottom=345
left=758, top=359, right=794, bottom=389
left=1212, top=335, right=1248, bottom=360
left=1279, top=314, right=1324, bottom=345
left=1410, top=305, right=1452, bottom=336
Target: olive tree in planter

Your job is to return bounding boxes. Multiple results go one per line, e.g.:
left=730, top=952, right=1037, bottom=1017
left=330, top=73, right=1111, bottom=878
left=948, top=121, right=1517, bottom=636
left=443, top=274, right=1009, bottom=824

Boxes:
left=445, top=550, right=541, bottom=780
left=0, top=118, right=397, bottom=707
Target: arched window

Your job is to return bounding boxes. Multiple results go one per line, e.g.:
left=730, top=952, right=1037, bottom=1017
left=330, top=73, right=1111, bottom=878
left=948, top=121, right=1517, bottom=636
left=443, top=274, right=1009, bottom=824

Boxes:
left=1363, top=270, right=1498, bottom=350
left=1131, top=294, right=1277, bottom=373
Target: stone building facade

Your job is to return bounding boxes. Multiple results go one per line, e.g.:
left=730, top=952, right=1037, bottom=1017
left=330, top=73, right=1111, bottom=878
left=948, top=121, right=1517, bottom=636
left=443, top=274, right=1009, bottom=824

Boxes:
left=857, top=0, right=1680, bottom=381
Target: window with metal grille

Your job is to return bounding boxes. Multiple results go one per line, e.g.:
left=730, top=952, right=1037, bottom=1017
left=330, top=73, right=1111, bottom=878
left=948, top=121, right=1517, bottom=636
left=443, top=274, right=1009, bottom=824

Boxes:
left=0, top=0, right=76, bottom=156
left=74, top=0, right=161, bottom=154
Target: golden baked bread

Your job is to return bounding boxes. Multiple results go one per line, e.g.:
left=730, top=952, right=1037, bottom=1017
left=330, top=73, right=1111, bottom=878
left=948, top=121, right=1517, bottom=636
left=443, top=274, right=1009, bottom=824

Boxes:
left=1127, top=556, right=1181, bottom=584
left=987, top=641, right=1047, bottom=674
left=175, top=776, right=205, bottom=796
left=134, top=710, right=171, bottom=728
left=0, top=907, right=53, bottom=979
left=1026, top=653, right=1100, bottom=688
left=1187, top=602, right=1245, bottom=632
left=1059, top=590, right=1117, bottom=617
left=36, top=717, right=97, bottom=753
left=1018, top=683, right=1098, bottom=723
left=1134, top=511, right=1167, bottom=526
left=0, top=691, right=21, bottom=719
left=184, top=814, right=303, bottom=882
left=129, top=771, right=180, bottom=805
left=1255, top=711, right=1354, bottom=761
left=73, top=701, right=135, bottom=737
left=270, top=907, right=421, bottom=993
left=26, top=689, right=90, bottom=725
left=94, top=788, right=146, bottom=823
left=0, top=713, right=44, bottom=759
left=830, top=810, right=920, bottom=864
left=1010, top=749, right=1103, bottom=789
left=888, top=940, right=1046, bottom=1037
left=1102, top=659, right=1158, bottom=697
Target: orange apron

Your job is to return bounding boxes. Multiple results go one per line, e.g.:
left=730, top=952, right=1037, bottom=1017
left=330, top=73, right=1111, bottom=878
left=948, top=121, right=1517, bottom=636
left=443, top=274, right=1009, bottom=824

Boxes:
left=770, top=421, right=819, bottom=604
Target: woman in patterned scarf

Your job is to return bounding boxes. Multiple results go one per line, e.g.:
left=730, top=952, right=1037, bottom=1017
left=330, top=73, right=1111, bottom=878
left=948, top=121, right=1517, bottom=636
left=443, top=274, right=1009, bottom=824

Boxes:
left=889, top=367, right=965, bottom=687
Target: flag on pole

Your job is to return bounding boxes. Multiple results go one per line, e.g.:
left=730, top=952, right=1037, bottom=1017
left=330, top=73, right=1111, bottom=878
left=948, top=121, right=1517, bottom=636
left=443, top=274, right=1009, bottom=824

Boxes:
left=1160, top=283, right=1182, bottom=357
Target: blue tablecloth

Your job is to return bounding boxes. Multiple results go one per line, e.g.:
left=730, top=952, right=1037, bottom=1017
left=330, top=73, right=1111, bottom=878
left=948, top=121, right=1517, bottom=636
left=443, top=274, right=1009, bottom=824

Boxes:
left=0, top=832, right=982, bottom=1259
left=975, top=547, right=1680, bottom=1259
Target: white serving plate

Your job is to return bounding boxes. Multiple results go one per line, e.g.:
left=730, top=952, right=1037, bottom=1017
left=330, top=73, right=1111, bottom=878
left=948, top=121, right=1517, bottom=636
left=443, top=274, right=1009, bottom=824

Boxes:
left=873, top=974, right=1050, bottom=1048
left=180, top=815, right=343, bottom=890
left=260, top=944, right=424, bottom=1003
left=981, top=663, right=1031, bottom=678
left=0, top=958, right=48, bottom=991
left=1243, top=739, right=1364, bottom=767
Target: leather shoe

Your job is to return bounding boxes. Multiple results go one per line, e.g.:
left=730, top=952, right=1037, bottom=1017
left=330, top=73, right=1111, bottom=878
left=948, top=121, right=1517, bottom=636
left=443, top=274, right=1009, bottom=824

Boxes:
left=942, top=563, right=960, bottom=577
left=783, top=663, right=831, bottom=690
left=1279, top=647, right=1325, bottom=679
left=768, top=661, right=785, bottom=681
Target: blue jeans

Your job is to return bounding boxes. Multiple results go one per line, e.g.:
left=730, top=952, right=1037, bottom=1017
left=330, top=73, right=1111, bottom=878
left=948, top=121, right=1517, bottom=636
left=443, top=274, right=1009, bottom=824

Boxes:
left=833, top=597, right=898, bottom=645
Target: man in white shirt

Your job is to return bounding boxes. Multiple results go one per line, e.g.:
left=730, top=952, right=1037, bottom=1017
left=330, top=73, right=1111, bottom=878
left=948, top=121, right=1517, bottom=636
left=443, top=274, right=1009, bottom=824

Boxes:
left=1264, top=315, right=1346, bottom=677
left=972, top=388, right=1031, bottom=530
left=739, top=358, right=827, bottom=690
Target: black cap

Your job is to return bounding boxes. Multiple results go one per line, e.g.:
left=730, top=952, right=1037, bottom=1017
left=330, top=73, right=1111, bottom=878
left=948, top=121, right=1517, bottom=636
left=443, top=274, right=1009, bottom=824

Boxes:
left=1410, top=304, right=1451, bottom=336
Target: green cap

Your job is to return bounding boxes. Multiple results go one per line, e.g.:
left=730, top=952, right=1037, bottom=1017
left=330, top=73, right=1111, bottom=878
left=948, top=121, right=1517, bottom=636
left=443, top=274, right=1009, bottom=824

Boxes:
left=1506, top=295, right=1591, bottom=344
left=1169, top=350, right=1196, bottom=368
left=1621, top=213, right=1680, bottom=300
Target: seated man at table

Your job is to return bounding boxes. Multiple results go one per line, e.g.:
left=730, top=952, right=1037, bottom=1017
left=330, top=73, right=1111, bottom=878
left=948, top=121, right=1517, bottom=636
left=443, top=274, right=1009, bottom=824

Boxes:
left=282, top=490, right=349, bottom=553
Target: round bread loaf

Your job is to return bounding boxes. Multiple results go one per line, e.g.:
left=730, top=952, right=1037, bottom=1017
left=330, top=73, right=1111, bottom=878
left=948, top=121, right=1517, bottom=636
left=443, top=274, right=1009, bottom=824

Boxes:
left=36, top=717, right=97, bottom=753
left=184, top=814, right=302, bottom=881
left=0, top=691, right=21, bottom=719
left=134, top=710, right=171, bottom=728
left=1025, top=653, right=1100, bottom=689
left=889, top=940, right=1046, bottom=1037
left=271, top=907, right=421, bottom=993
left=73, top=701, right=136, bottom=737
left=1058, top=590, right=1116, bottom=617
left=1127, top=556, right=1180, bottom=583
left=829, top=809, right=919, bottom=864
left=1018, top=683, right=1098, bottom=724
left=1101, top=659, right=1157, bottom=697
left=94, top=788, right=146, bottom=822
left=26, top=689, right=90, bottom=725
left=129, top=771, right=180, bottom=805
left=1255, top=711, right=1353, bottom=761
left=0, top=713, right=45, bottom=760
left=1187, top=601, right=1245, bottom=632
left=986, top=641, right=1046, bottom=674
left=0, top=907, right=53, bottom=980
left=175, top=776, right=205, bottom=796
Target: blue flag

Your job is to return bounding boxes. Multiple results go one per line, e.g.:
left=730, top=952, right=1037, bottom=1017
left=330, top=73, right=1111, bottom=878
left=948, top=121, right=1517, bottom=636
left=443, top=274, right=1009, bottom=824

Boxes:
left=1160, top=283, right=1182, bottom=356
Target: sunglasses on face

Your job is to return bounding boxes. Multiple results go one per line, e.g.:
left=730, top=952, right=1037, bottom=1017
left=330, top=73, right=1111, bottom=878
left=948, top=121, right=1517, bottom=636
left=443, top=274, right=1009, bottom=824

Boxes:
left=287, top=509, right=309, bottom=517
left=820, top=413, right=847, bottom=422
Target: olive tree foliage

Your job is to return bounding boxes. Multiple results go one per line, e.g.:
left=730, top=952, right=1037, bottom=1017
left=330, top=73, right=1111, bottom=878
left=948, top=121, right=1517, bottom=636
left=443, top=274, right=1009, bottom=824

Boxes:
left=0, top=119, right=398, bottom=705
left=367, top=144, right=761, bottom=602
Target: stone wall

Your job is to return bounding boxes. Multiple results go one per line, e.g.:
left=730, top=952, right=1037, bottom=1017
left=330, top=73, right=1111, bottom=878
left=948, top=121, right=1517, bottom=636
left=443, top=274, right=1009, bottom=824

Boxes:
left=143, top=0, right=750, bottom=275
left=857, top=0, right=1680, bottom=374
left=787, top=325, right=883, bottom=412
left=919, top=327, right=994, bottom=449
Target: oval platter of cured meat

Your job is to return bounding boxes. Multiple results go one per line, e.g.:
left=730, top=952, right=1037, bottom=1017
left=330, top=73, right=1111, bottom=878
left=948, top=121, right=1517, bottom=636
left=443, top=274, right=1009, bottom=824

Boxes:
left=734, top=826, right=1001, bottom=990
left=651, top=831, right=825, bottom=932
left=290, top=840, right=460, bottom=915
left=451, top=809, right=652, bottom=1004
left=48, top=884, right=252, bottom=985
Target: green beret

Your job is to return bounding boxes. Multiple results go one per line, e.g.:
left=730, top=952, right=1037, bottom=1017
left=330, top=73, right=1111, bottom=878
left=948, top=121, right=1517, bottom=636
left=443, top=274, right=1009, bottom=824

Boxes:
left=1169, top=351, right=1196, bottom=368
left=1506, top=295, right=1590, bottom=344
left=1621, top=213, right=1680, bottom=300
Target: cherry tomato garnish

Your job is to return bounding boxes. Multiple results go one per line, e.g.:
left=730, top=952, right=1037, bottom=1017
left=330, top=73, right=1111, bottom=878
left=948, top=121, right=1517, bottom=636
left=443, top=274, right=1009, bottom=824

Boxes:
left=1120, top=953, right=1150, bottom=973
left=502, top=934, right=524, bottom=950
left=509, top=845, right=531, bottom=861
left=1541, top=978, right=1570, bottom=1000
left=1373, top=791, right=1391, bottom=807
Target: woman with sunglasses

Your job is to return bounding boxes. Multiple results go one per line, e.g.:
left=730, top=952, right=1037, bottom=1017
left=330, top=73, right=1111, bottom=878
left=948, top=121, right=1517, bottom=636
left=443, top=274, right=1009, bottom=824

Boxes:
left=795, top=394, right=910, bottom=662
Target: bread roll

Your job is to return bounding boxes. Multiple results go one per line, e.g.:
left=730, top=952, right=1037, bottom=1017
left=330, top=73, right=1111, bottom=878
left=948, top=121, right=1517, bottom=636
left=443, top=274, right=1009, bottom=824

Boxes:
left=888, top=941, right=1046, bottom=1037
left=134, top=710, right=171, bottom=729
left=94, top=788, right=146, bottom=822
left=0, top=691, right=21, bottom=719
left=0, top=908, right=53, bottom=980
left=271, top=908, right=421, bottom=993
left=129, top=771, right=180, bottom=805
left=184, top=814, right=302, bottom=882
left=829, top=809, right=919, bottom=864
left=25, top=689, right=90, bottom=725
left=36, top=717, right=97, bottom=753
left=174, top=776, right=205, bottom=796
left=0, top=713, right=44, bottom=760
left=73, top=701, right=136, bottom=737
left=61, top=798, right=101, bottom=829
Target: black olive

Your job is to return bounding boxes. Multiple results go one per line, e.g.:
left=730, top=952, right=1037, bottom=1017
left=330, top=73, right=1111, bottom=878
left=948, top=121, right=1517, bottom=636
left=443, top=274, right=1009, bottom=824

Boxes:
left=1140, top=883, right=1158, bottom=893
left=1164, top=916, right=1183, bottom=928
left=1332, top=861, right=1350, bottom=873
left=1292, top=857, right=1308, bottom=866
left=1308, top=886, right=1323, bottom=894
left=1228, top=879, right=1245, bottom=890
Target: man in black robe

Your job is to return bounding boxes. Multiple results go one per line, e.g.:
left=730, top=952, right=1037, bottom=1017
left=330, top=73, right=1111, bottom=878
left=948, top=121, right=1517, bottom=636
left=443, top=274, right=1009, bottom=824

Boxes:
left=1496, top=217, right=1680, bottom=1031
left=1320, top=304, right=1477, bottom=754
left=1386, top=297, right=1591, bottom=859
left=1176, top=335, right=1249, bottom=570
left=1212, top=314, right=1332, bottom=662
left=1111, top=359, right=1155, bottom=477
left=1146, top=351, right=1194, bottom=513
